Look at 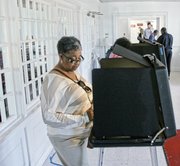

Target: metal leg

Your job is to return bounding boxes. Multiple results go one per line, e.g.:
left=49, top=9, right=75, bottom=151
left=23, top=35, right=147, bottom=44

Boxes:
left=150, top=146, right=158, bottom=166
left=98, top=148, right=104, bottom=166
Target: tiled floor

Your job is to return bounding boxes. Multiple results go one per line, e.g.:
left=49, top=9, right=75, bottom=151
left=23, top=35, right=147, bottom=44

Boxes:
left=43, top=71, right=180, bottom=166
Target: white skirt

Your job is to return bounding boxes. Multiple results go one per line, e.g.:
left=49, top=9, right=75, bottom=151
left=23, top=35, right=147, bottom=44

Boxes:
left=48, top=132, right=90, bottom=166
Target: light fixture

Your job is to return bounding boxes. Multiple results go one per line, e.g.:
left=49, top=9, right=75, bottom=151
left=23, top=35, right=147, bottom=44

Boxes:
left=87, top=11, right=103, bottom=18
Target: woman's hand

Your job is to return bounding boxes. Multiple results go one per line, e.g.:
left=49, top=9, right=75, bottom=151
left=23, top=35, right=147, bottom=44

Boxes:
left=86, top=105, right=94, bottom=121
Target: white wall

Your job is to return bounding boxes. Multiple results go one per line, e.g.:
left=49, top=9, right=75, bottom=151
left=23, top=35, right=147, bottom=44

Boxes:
left=0, top=107, right=51, bottom=166
left=99, top=2, right=180, bottom=71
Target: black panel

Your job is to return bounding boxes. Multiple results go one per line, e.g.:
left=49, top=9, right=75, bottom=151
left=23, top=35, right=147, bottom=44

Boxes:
left=92, top=68, right=160, bottom=138
left=100, top=57, right=146, bottom=68
left=90, top=45, right=176, bottom=147
left=155, top=69, right=176, bottom=137
left=130, top=43, right=167, bottom=66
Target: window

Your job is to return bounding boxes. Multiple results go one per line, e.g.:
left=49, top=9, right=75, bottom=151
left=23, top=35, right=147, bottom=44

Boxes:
left=17, top=0, right=20, bottom=7
left=0, top=0, right=94, bottom=132
left=0, top=47, right=3, bottom=69
left=29, top=0, right=33, bottom=9
left=0, top=0, right=16, bottom=127
left=57, top=8, right=78, bottom=38
left=22, top=0, right=26, bottom=8
left=0, top=0, right=52, bottom=130
left=35, top=2, right=38, bottom=11
left=0, top=47, right=16, bottom=125
left=19, top=2, right=50, bottom=108
left=20, top=40, right=48, bottom=105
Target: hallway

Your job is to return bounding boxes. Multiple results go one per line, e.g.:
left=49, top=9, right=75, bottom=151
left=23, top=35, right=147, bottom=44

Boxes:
left=43, top=72, right=180, bottom=166
left=1, top=1, right=180, bottom=165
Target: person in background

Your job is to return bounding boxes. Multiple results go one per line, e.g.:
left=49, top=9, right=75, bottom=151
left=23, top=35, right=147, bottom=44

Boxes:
left=143, top=21, right=153, bottom=40
left=137, top=28, right=144, bottom=43
left=157, top=27, right=173, bottom=78
left=149, top=30, right=159, bottom=43
left=106, top=37, right=132, bottom=58
left=41, top=36, right=93, bottom=166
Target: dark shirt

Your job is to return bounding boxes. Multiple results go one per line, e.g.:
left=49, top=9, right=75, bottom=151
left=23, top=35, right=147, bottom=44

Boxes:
left=137, top=33, right=144, bottom=43
left=149, top=33, right=156, bottom=42
left=157, top=33, right=173, bottom=50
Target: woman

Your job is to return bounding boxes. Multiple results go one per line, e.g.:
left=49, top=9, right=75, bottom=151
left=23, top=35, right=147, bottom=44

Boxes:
left=106, top=37, right=131, bottom=58
left=41, top=36, right=94, bottom=166
left=137, top=28, right=144, bottom=43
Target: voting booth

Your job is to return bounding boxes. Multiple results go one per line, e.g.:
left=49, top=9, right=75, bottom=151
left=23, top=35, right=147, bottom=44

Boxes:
left=89, top=45, right=176, bottom=148
left=130, top=42, right=167, bottom=67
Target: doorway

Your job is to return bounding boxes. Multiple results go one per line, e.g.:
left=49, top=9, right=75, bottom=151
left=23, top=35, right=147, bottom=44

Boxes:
left=113, top=13, right=166, bottom=43
left=130, top=18, right=157, bottom=43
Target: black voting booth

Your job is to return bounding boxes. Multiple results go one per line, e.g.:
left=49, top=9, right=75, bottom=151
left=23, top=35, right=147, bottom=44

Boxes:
left=130, top=42, right=167, bottom=67
left=89, top=45, right=176, bottom=148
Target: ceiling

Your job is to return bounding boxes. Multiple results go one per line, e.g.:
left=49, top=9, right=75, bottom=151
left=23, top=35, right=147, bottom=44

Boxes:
left=99, top=0, right=180, bottom=2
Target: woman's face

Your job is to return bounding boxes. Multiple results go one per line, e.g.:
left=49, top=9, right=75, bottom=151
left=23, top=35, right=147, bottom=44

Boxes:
left=60, top=49, right=83, bottom=71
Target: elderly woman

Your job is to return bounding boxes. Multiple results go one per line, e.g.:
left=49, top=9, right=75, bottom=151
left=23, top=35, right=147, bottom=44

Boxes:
left=41, top=36, right=93, bottom=166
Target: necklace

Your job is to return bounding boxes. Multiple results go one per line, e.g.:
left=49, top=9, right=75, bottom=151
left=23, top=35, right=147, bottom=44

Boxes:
left=52, top=67, right=92, bottom=94
left=52, top=67, right=78, bottom=83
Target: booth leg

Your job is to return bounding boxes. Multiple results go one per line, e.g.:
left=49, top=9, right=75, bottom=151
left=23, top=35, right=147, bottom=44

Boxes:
left=150, top=146, right=158, bottom=166
left=98, top=148, right=104, bottom=166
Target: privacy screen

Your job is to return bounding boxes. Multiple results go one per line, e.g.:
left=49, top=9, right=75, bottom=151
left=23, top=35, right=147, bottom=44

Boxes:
left=92, top=68, right=160, bottom=138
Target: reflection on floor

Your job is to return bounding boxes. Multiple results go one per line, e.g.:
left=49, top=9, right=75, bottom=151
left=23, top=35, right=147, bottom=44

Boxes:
left=43, top=72, right=180, bottom=166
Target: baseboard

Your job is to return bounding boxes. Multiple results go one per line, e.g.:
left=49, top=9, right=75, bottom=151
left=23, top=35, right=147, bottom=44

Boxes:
left=36, top=145, right=53, bottom=166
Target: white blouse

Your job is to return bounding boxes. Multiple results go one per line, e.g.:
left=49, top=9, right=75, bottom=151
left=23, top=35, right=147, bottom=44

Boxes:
left=40, top=72, right=93, bottom=136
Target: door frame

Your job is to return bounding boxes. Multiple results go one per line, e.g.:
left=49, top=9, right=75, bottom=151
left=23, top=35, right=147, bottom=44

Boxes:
left=113, top=11, right=168, bottom=43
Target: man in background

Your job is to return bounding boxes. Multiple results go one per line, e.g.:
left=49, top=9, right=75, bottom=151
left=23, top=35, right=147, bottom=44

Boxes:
left=144, top=21, right=153, bottom=40
left=157, top=27, right=173, bottom=78
left=149, top=30, right=159, bottom=43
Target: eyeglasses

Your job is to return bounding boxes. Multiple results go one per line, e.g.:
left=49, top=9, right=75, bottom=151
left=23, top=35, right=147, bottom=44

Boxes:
left=62, top=54, right=84, bottom=64
left=77, top=80, right=92, bottom=93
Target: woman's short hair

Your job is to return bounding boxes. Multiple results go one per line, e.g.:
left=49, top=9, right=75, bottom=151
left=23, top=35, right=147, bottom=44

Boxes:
left=105, top=37, right=131, bottom=58
left=57, top=36, right=81, bottom=54
left=113, top=37, right=131, bottom=49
